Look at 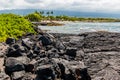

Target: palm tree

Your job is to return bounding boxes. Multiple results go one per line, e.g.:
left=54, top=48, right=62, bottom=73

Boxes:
left=46, top=11, right=50, bottom=16
left=35, top=10, right=39, bottom=14
left=41, top=11, right=44, bottom=15
left=51, top=11, right=53, bottom=15
left=40, top=11, right=44, bottom=15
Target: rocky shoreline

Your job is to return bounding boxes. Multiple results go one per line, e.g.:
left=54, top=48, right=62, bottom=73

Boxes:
left=0, top=32, right=120, bottom=80
left=32, top=21, right=64, bottom=26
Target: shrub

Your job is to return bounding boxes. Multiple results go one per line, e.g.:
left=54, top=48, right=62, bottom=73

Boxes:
left=24, top=12, right=42, bottom=21
left=0, top=13, right=36, bottom=42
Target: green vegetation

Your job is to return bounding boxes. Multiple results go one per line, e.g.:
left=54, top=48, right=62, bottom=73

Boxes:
left=0, top=13, right=36, bottom=42
left=24, top=11, right=120, bottom=22
left=54, top=16, right=119, bottom=22
left=24, top=11, right=43, bottom=21
left=0, top=11, right=119, bottom=42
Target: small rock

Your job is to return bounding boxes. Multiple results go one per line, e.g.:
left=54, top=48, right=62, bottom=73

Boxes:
left=66, top=47, right=77, bottom=57
left=22, top=38, right=33, bottom=50
left=33, top=46, right=41, bottom=54
left=55, top=41, right=66, bottom=51
left=6, top=38, right=15, bottom=45
left=25, top=59, right=37, bottom=72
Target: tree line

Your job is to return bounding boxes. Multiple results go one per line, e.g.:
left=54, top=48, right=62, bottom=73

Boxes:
left=24, top=11, right=120, bottom=22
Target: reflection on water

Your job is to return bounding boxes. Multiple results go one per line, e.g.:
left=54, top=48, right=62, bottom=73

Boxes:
left=38, top=22, right=120, bottom=34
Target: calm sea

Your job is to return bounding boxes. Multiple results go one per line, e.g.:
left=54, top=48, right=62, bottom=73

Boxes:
left=39, top=22, right=120, bottom=34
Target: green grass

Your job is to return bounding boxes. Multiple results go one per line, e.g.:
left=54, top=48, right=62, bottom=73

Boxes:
left=0, top=13, right=36, bottom=42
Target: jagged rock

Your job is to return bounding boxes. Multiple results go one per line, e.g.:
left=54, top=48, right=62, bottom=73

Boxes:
left=22, top=38, right=33, bottom=50
left=27, top=50, right=34, bottom=59
left=25, top=59, right=37, bottom=72
left=76, top=50, right=84, bottom=59
left=65, top=47, right=77, bottom=57
left=69, top=36, right=84, bottom=46
left=6, top=44, right=27, bottom=57
left=47, top=48, right=59, bottom=58
left=0, top=72, right=10, bottom=80
left=6, top=38, right=15, bottom=45
left=22, top=73, right=34, bottom=80
left=55, top=41, right=66, bottom=51
left=35, top=58, right=61, bottom=80
left=52, top=58, right=91, bottom=80
left=11, top=71, right=25, bottom=80
left=5, top=57, right=25, bottom=74
left=3, top=32, right=120, bottom=80
left=33, top=45, right=41, bottom=54
left=93, top=68, right=120, bottom=80
left=5, top=56, right=30, bottom=73
left=16, top=56, right=30, bottom=65
left=39, top=35, right=52, bottom=46
left=36, top=64, right=55, bottom=80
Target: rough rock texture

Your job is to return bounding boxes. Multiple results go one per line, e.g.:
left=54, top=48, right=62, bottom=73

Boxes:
left=1, top=32, right=120, bottom=80
left=52, top=32, right=120, bottom=80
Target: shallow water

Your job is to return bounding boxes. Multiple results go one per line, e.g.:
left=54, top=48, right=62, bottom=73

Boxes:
left=38, top=22, right=120, bottom=34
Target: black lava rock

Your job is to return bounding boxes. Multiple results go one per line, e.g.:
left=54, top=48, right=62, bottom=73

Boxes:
left=66, top=47, right=77, bottom=57
left=6, top=38, right=15, bottom=45
left=5, top=57, right=25, bottom=74
left=39, top=35, right=52, bottom=46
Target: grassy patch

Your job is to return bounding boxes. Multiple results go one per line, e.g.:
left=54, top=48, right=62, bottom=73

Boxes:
left=0, top=13, right=36, bottom=42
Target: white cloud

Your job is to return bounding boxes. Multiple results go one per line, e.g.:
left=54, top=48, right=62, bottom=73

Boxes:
left=0, top=0, right=120, bottom=13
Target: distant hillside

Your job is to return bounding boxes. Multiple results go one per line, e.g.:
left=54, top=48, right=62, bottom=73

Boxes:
left=0, top=9, right=120, bottom=18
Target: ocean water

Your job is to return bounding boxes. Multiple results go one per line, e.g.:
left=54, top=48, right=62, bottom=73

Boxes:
left=38, top=22, right=120, bottom=34
left=0, top=9, right=120, bottom=18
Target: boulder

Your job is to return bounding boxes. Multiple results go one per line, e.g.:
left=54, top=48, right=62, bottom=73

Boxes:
left=39, top=35, right=52, bottom=46
left=5, top=57, right=30, bottom=73
left=6, top=44, right=27, bottom=57
left=36, top=64, right=55, bottom=80
left=5, top=57, right=25, bottom=74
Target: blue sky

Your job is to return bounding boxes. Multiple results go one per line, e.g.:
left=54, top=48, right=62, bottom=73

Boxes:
left=0, top=0, right=120, bottom=13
